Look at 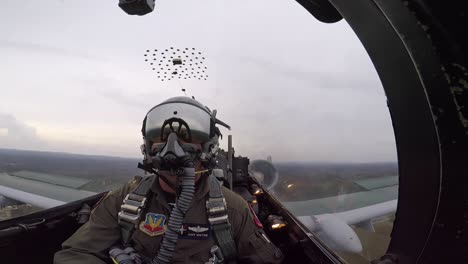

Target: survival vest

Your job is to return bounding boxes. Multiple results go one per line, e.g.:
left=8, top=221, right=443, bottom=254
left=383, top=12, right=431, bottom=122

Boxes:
left=116, top=174, right=237, bottom=263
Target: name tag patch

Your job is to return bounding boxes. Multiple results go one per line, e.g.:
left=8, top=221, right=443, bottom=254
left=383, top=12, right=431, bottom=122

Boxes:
left=178, top=223, right=210, bottom=240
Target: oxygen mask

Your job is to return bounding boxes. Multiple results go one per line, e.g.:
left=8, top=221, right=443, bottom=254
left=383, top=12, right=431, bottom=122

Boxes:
left=150, top=132, right=199, bottom=171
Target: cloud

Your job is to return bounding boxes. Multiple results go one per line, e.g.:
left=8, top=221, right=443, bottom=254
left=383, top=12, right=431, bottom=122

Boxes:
left=0, top=113, right=142, bottom=158
left=239, top=56, right=378, bottom=91
left=0, top=0, right=397, bottom=162
left=0, top=113, right=43, bottom=149
left=0, top=40, right=100, bottom=61
left=78, top=76, right=147, bottom=109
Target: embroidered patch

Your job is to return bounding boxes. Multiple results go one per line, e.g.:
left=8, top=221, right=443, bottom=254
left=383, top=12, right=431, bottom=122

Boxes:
left=178, top=223, right=210, bottom=240
left=248, top=203, right=263, bottom=228
left=139, top=213, right=167, bottom=236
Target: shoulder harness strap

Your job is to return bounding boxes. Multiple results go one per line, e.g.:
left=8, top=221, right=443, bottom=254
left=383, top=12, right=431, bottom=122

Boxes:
left=206, top=174, right=237, bottom=262
left=118, top=175, right=157, bottom=245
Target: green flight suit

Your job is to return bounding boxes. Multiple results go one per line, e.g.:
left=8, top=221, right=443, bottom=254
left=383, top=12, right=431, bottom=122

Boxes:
left=54, top=175, right=283, bottom=264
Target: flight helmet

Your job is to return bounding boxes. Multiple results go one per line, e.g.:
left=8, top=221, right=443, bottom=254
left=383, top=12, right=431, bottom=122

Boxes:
left=141, top=96, right=230, bottom=170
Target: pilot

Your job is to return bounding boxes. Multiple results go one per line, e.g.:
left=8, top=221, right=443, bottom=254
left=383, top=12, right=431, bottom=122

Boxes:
left=54, top=96, right=283, bottom=264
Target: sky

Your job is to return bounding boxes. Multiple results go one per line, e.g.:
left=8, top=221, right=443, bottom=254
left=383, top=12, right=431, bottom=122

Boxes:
left=0, top=0, right=397, bottom=162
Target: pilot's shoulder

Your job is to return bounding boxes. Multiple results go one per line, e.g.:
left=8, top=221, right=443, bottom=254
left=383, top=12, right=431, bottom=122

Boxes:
left=94, top=175, right=151, bottom=213
left=127, top=175, right=145, bottom=189
left=107, top=175, right=147, bottom=199
left=90, top=175, right=147, bottom=215
left=222, top=186, right=249, bottom=211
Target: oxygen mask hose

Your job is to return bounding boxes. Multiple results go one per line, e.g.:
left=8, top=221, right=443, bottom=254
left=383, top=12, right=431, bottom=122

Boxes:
left=152, top=157, right=195, bottom=264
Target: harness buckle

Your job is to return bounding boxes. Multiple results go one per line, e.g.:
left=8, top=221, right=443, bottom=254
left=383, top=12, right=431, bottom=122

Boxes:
left=206, top=197, right=229, bottom=225
left=208, top=214, right=229, bottom=226
left=109, top=245, right=142, bottom=264
left=205, top=245, right=225, bottom=264
left=118, top=194, right=147, bottom=227
left=206, top=197, right=227, bottom=215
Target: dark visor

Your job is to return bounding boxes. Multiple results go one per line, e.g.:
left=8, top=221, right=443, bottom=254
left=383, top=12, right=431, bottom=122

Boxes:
left=145, top=102, right=213, bottom=144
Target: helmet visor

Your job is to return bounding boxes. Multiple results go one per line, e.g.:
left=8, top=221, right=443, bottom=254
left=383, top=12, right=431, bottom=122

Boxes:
left=145, top=102, right=212, bottom=144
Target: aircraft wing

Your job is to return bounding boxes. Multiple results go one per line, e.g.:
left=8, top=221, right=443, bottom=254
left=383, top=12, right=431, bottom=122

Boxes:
left=0, top=170, right=398, bottom=254
left=333, top=199, right=397, bottom=226
left=283, top=176, right=398, bottom=253
left=0, top=171, right=97, bottom=209
left=283, top=176, right=398, bottom=215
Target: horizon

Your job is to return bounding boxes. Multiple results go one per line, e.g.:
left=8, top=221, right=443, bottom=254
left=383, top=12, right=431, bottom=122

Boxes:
left=0, top=147, right=398, bottom=165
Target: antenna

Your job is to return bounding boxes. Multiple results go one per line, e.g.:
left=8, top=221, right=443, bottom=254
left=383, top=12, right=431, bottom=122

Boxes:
left=227, top=135, right=233, bottom=189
